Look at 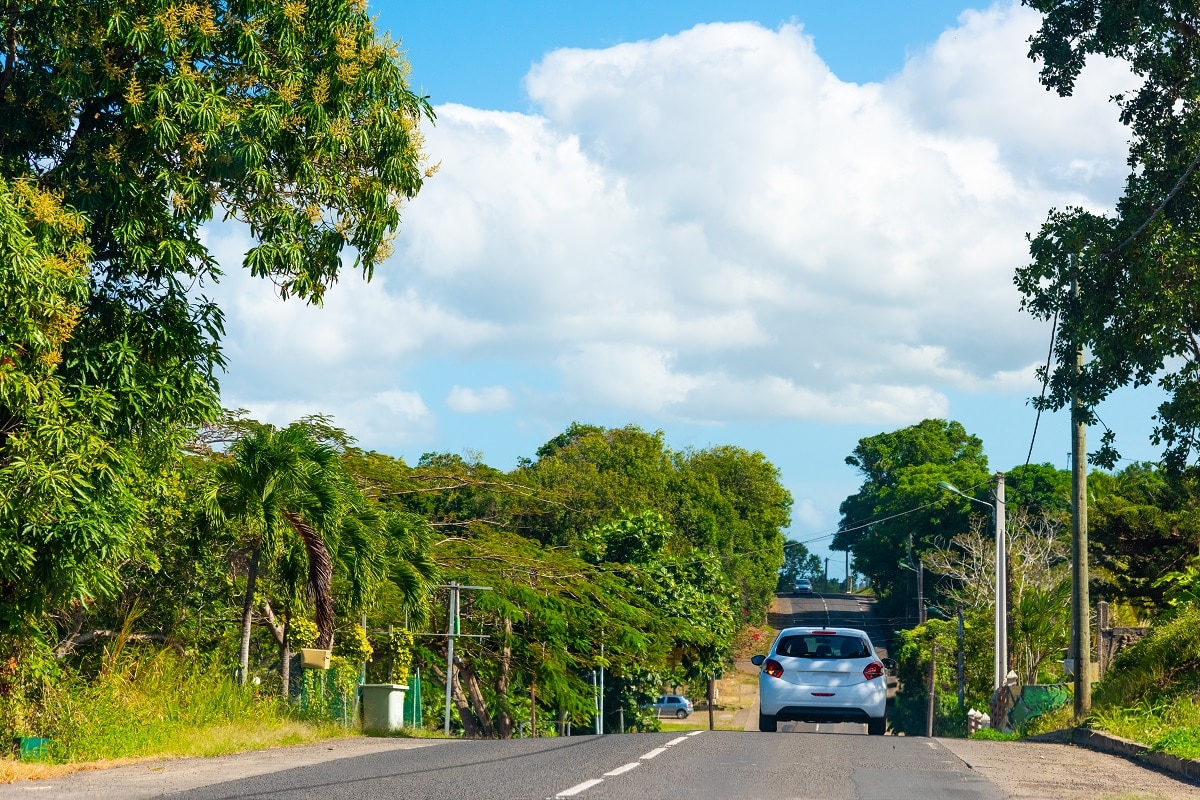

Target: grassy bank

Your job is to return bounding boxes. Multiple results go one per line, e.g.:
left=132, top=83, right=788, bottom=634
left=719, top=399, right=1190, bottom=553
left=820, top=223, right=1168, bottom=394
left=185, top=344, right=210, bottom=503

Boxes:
left=1, top=650, right=358, bottom=783
left=1086, top=605, right=1200, bottom=761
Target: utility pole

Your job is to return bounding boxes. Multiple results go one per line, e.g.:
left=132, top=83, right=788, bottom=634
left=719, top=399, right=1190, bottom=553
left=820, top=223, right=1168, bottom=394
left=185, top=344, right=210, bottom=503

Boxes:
left=438, top=582, right=491, bottom=736
left=707, top=674, right=715, bottom=731
left=994, top=473, right=1007, bottom=690
left=1071, top=261, right=1092, bottom=718
left=599, top=640, right=605, bottom=735
left=592, top=670, right=600, bottom=735
left=956, top=608, right=965, bottom=711
left=917, top=558, right=925, bottom=624
left=937, top=476, right=1006, bottom=691
left=824, top=557, right=829, bottom=592
left=926, top=643, right=936, bottom=738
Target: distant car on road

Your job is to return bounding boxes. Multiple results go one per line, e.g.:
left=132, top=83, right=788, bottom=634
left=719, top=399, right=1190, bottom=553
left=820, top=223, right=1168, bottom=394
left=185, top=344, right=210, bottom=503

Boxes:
left=752, top=626, right=895, bottom=735
left=648, top=694, right=693, bottom=718
left=794, top=578, right=813, bottom=594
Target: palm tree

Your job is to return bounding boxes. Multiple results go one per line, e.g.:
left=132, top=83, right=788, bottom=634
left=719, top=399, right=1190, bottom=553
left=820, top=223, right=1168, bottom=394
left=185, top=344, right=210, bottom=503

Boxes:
left=206, top=423, right=343, bottom=685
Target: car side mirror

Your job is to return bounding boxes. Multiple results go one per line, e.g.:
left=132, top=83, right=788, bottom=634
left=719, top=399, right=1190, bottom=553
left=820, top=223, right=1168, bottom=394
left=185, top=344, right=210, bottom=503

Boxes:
left=881, top=658, right=897, bottom=670
left=750, top=654, right=765, bottom=667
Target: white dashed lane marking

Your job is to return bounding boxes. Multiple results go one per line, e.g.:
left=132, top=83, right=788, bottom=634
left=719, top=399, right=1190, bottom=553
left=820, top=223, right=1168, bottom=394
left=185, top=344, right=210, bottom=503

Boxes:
left=603, top=762, right=641, bottom=777
left=552, top=732, right=703, bottom=798
left=555, top=778, right=604, bottom=797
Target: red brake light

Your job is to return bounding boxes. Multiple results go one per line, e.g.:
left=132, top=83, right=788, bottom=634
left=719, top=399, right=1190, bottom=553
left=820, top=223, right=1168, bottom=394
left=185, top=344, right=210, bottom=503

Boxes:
left=863, top=661, right=884, bottom=681
left=763, top=658, right=784, bottom=679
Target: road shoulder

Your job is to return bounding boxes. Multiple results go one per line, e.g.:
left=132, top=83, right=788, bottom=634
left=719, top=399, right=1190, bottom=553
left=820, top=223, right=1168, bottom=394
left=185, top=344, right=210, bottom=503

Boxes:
left=940, top=736, right=1200, bottom=799
left=0, top=737, right=450, bottom=799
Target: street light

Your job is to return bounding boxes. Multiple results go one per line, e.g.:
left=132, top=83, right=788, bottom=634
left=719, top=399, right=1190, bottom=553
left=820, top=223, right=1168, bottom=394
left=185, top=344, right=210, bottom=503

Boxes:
left=938, top=474, right=1007, bottom=692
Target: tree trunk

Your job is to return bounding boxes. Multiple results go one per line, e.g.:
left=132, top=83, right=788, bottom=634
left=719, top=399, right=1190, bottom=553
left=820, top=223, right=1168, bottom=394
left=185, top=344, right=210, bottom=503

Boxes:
left=283, top=511, right=335, bottom=650
left=496, top=616, right=514, bottom=739
left=427, top=659, right=483, bottom=737
left=238, top=547, right=261, bottom=686
left=261, top=600, right=291, bottom=699
left=458, top=659, right=496, bottom=738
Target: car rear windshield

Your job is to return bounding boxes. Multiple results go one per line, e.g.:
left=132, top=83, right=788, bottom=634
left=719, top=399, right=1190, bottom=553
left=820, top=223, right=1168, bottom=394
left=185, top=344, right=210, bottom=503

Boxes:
left=775, top=634, right=871, bottom=659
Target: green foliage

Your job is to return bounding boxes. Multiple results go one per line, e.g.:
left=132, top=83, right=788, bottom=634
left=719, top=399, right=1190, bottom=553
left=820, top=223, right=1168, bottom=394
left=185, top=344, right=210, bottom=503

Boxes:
left=334, top=623, right=373, bottom=664
left=0, top=0, right=433, bottom=635
left=891, top=616, right=992, bottom=737
left=1093, top=603, right=1200, bottom=709
left=776, top=541, right=821, bottom=592
left=1089, top=464, right=1200, bottom=611
left=1082, top=609, right=1200, bottom=768
left=371, top=627, right=414, bottom=685
left=524, top=424, right=791, bottom=620
left=970, top=727, right=1021, bottom=741
left=15, top=651, right=295, bottom=763
left=1090, top=697, right=1200, bottom=761
left=834, top=419, right=990, bottom=617
left=0, top=179, right=147, bottom=631
left=287, top=618, right=319, bottom=649
left=1020, top=1, right=1200, bottom=468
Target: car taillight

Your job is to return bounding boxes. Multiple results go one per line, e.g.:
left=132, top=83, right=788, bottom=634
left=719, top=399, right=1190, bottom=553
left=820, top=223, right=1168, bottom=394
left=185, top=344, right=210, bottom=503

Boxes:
left=763, top=658, right=784, bottom=679
left=863, top=661, right=884, bottom=681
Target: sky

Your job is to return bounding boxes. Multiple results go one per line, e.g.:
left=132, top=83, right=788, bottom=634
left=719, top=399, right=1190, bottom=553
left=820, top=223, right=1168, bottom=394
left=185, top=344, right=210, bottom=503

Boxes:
left=203, top=1, right=1163, bottom=564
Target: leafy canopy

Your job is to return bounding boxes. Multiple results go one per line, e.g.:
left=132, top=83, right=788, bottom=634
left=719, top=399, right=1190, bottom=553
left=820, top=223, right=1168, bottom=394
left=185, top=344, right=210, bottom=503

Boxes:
left=1019, top=0, right=1200, bottom=468
left=834, top=419, right=991, bottom=617
left=0, top=0, right=433, bottom=630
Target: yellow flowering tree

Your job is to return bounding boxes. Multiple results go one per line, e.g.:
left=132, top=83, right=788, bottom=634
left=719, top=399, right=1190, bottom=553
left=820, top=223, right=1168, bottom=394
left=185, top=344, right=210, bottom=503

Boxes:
left=0, top=0, right=433, bottom=633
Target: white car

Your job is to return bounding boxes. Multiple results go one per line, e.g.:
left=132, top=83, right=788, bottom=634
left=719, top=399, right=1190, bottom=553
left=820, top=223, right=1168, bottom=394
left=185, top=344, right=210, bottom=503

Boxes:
left=752, top=626, right=894, bottom=735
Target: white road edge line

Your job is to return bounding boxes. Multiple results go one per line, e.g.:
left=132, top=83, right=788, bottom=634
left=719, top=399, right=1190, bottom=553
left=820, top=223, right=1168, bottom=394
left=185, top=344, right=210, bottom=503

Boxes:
left=604, top=762, right=641, bottom=777
left=664, top=736, right=689, bottom=746
left=640, top=747, right=669, bottom=760
left=687, top=731, right=704, bottom=736
left=554, top=778, right=604, bottom=797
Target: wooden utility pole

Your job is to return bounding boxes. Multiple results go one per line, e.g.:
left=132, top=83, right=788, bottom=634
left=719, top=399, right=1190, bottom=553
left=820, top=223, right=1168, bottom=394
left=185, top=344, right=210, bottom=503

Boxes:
left=1071, top=265, right=1092, bottom=719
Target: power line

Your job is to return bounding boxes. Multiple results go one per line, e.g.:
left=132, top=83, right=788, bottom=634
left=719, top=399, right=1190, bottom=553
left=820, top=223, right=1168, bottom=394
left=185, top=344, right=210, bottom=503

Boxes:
left=1105, top=148, right=1200, bottom=258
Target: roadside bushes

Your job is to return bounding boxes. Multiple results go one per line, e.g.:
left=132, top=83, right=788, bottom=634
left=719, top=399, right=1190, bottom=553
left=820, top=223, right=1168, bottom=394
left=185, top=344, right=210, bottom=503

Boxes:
left=891, top=616, right=991, bottom=737
left=8, top=649, right=304, bottom=764
left=1087, top=602, right=1200, bottom=759
left=1094, top=602, right=1200, bottom=708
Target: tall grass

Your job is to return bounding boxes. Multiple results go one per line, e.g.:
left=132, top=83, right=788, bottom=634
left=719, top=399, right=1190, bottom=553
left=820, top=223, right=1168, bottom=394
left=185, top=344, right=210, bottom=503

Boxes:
left=14, top=650, right=351, bottom=766
left=1088, top=603, right=1200, bottom=760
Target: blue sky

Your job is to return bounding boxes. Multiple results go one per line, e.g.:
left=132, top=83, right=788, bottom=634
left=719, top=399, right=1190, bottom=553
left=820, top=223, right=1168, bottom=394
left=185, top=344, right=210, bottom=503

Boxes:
left=209, top=1, right=1160, bottom=564
left=388, top=2, right=985, bottom=110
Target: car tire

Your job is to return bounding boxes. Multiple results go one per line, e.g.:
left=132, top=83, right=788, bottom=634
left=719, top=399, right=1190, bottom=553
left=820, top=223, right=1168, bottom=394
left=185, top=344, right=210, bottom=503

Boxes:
left=676, top=709, right=687, bottom=719
left=758, top=711, right=778, bottom=732
left=867, top=716, right=886, bottom=736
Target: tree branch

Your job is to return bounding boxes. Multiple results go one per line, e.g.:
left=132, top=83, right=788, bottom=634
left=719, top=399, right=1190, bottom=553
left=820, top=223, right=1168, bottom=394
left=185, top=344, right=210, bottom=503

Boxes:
left=55, top=630, right=185, bottom=659
left=0, top=0, right=17, bottom=98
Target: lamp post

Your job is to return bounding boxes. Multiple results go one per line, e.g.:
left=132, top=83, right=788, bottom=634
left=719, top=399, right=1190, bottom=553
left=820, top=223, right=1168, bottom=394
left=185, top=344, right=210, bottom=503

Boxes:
left=938, top=474, right=1006, bottom=691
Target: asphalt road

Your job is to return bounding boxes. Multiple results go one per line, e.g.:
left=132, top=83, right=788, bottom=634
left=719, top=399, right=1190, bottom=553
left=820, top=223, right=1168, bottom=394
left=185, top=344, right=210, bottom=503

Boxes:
left=8, top=730, right=1199, bottom=800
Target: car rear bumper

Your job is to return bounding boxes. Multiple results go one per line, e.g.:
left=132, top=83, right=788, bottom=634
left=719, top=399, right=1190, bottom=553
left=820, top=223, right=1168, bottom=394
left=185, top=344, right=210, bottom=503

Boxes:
left=759, top=679, right=886, bottom=720
left=769, top=705, right=878, bottom=724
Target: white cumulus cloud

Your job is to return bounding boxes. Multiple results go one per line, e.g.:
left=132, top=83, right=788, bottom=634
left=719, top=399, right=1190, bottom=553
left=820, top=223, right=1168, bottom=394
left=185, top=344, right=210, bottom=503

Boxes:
left=447, top=385, right=514, bottom=413
left=210, top=2, right=1134, bottom=446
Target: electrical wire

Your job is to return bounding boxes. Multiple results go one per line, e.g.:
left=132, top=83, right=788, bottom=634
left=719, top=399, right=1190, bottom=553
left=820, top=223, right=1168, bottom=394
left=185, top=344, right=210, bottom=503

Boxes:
left=1105, top=148, right=1200, bottom=258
